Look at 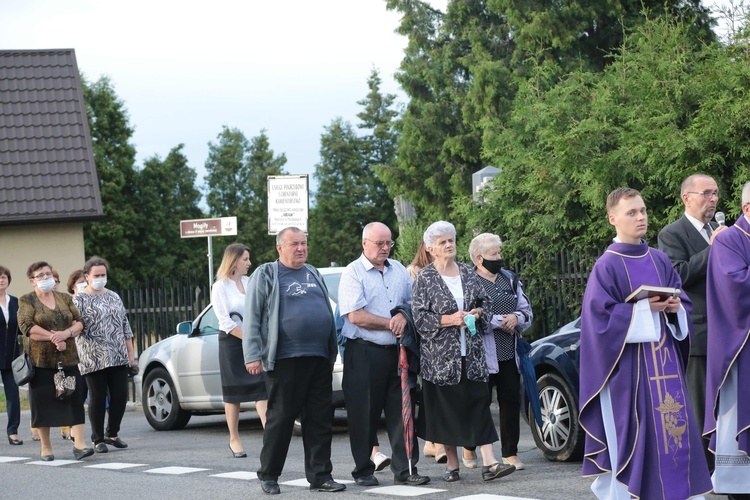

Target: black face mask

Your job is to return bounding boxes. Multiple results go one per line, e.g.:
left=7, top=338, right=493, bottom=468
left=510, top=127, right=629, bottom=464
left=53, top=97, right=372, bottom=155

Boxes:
left=481, top=258, right=504, bottom=275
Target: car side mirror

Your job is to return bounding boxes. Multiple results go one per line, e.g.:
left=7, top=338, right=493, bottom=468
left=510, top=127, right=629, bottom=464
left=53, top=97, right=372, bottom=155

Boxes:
left=176, top=321, right=193, bottom=335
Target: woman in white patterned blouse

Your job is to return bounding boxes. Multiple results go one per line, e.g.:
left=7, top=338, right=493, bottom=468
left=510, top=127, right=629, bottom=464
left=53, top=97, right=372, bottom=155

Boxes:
left=73, top=256, right=135, bottom=454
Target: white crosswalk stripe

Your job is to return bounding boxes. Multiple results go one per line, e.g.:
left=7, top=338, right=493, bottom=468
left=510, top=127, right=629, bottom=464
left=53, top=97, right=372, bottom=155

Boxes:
left=2, top=454, right=539, bottom=498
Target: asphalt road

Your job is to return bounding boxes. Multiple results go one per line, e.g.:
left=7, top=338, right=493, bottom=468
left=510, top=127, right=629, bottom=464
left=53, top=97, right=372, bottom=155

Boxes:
left=0, top=399, right=604, bottom=500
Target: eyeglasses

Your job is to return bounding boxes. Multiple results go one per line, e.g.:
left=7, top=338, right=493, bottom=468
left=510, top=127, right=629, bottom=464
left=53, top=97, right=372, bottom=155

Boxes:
left=366, top=239, right=396, bottom=248
left=687, top=191, right=719, bottom=200
left=33, top=272, right=53, bottom=280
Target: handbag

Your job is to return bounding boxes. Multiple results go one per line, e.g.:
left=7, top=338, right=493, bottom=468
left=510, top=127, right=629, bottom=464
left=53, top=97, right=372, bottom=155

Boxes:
left=11, top=333, right=34, bottom=386
left=53, top=357, right=76, bottom=400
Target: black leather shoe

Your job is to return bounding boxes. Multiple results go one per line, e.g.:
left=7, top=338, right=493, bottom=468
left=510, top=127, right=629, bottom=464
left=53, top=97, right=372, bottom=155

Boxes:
left=94, top=442, right=108, bottom=453
left=260, top=480, right=280, bottom=495
left=310, top=479, right=346, bottom=492
left=40, top=454, right=54, bottom=462
left=355, top=475, right=379, bottom=486
left=73, top=447, right=94, bottom=460
left=7, top=436, right=23, bottom=446
left=395, top=473, right=431, bottom=485
left=104, top=436, right=128, bottom=449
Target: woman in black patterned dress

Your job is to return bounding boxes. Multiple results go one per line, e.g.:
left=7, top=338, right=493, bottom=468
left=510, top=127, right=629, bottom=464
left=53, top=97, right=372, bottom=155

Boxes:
left=73, top=256, right=135, bottom=453
left=411, top=221, right=515, bottom=483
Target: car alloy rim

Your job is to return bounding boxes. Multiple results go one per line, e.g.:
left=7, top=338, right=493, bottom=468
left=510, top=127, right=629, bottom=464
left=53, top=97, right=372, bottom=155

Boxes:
left=538, top=385, right=571, bottom=452
left=147, top=378, right=173, bottom=422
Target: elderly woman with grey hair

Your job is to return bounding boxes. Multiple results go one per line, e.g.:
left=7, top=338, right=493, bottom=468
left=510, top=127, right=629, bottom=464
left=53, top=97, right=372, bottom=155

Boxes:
left=468, top=233, right=533, bottom=471
left=411, top=221, right=515, bottom=483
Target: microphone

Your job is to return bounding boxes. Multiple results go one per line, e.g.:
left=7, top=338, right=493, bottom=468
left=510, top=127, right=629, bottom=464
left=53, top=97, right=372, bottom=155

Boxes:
left=715, top=211, right=726, bottom=226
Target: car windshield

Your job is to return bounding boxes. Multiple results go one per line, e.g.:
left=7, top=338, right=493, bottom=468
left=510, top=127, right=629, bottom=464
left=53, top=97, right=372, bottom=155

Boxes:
left=321, top=273, right=341, bottom=304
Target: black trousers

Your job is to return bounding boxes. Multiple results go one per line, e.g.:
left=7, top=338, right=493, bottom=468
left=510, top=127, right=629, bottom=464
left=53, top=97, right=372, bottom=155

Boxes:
left=85, top=365, right=129, bottom=444
left=1, top=369, right=20, bottom=435
left=686, top=354, right=714, bottom=471
left=258, top=356, right=334, bottom=485
left=489, top=359, right=521, bottom=457
left=343, top=339, right=419, bottom=480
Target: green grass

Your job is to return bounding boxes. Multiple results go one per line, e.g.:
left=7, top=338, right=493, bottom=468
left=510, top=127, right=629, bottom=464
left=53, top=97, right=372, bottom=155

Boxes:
left=0, top=389, right=31, bottom=413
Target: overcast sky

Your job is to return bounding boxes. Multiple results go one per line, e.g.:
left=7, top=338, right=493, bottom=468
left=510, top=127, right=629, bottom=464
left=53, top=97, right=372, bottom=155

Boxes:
left=1, top=0, right=731, bottom=199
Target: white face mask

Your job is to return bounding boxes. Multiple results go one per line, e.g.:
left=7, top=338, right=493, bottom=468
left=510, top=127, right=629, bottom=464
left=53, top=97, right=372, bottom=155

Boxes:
left=37, top=277, right=56, bottom=292
left=76, top=282, right=87, bottom=293
left=91, top=277, right=107, bottom=291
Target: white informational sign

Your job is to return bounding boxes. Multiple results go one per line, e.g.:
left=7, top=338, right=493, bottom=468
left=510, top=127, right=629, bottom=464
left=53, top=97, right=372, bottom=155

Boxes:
left=179, top=216, right=238, bottom=238
left=267, top=174, right=309, bottom=235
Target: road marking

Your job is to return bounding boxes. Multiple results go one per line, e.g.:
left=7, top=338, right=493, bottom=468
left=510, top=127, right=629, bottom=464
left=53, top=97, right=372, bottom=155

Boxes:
left=210, top=471, right=257, bottom=480
left=365, top=485, right=447, bottom=496
left=452, top=495, right=539, bottom=500
left=27, top=459, right=79, bottom=466
left=281, top=478, right=355, bottom=487
left=0, top=457, right=29, bottom=463
left=144, top=466, right=210, bottom=475
left=85, top=462, right=148, bottom=470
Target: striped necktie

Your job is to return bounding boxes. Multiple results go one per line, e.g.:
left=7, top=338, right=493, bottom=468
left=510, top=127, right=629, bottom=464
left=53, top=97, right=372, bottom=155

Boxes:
left=704, top=223, right=713, bottom=240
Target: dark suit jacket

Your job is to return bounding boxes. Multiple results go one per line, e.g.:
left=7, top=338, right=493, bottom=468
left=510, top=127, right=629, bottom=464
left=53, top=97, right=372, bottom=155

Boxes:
left=0, top=295, right=20, bottom=369
left=657, top=215, right=717, bottom=356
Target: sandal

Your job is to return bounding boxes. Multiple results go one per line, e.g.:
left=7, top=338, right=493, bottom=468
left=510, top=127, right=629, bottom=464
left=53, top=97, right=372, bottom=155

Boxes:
left=434, top=447, right=447, bottom=464
left=442, top=469, right=460, bottom=482
left=482, top=462, right=516, bottom=481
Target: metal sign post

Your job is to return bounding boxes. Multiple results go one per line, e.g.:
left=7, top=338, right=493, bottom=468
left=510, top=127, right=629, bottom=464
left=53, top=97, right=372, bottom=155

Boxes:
left=179, top=216, right=238, bottom=290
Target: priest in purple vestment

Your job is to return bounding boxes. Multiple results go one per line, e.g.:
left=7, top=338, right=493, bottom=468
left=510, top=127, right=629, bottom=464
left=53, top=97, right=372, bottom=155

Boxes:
left=705, top=181, right=750, bottom=496
left=580, top=187, right=712, bottom=500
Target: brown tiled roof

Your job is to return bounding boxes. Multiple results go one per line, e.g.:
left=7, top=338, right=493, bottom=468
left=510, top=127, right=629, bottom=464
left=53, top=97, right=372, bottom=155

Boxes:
left=0, top=49, right=103, bottom=225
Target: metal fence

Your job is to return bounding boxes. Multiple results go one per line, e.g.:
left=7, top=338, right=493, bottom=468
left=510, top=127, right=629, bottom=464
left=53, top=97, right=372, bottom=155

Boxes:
left=120, top=273, right=208, bottom=356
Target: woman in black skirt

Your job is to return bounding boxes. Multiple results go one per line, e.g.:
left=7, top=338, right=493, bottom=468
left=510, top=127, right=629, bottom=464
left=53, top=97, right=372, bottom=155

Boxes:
left=211, top=244, right=268, bottom=458
left=411, top=221, right=515, bottom=483
left=17, top=261, right=93, bottom=461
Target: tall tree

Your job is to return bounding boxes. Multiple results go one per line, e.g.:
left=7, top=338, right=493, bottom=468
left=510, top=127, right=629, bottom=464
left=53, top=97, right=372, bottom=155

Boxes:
left=309, top=70, right=399, bottom=267
left=135, top=145, right=205, bottom=281
left=204, top=127, right=287, bottom=269
left=244, top=131, right=288, bottom=265
left=381, top=0, right=715, bottom=226
left=81, top=75, right=140, bottom=287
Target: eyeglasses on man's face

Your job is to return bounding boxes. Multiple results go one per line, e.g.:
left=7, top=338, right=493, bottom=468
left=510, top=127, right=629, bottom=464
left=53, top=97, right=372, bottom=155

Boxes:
left=687, top=191, right=719, bottom=200
left=33, top=272, right=53, bottom=280
left=366, top=239, right=396, bottom=248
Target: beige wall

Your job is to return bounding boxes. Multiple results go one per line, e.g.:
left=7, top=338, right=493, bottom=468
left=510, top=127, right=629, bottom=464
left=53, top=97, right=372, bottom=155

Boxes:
left=0, top=222, right=86, bottom=297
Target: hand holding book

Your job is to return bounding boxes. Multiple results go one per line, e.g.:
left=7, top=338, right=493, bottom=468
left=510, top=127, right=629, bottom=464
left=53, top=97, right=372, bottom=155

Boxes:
left=625, top=285, right=681, bottom=304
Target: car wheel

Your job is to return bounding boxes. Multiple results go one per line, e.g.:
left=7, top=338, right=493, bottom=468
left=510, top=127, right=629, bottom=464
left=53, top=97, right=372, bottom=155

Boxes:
left=142, top=367, right=192, bottom=431
left=530, top=372, right=584, bottom=462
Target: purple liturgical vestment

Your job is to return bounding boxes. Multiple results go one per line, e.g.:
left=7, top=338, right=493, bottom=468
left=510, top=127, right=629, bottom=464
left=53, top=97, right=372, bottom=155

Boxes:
left=580, top=240, right=712, bottom=499
left=705, top=215, right=750, bottom=493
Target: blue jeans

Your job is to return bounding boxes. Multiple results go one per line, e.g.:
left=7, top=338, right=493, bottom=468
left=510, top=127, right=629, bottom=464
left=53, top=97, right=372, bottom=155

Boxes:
left=1, top=369, right=21, bottom=435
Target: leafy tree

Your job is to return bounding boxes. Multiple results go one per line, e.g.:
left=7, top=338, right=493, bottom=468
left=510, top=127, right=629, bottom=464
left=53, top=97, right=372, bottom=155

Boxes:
left=204, top=127, right=287, bottom=269
left=81, top=75, right=140, bottom=287
left=309, top=70, right=399, bottom=267
left=381, top=0, right=715, bottom=227
left=135, top=145, right=205, bottom=281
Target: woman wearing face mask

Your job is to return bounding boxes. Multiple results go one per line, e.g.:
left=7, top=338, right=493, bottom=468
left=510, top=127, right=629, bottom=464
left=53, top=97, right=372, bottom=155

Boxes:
left=73, top=256, right=135, bottom=454
left=17, top=261, right=91, bottom=461
left=469, top=234, right=533, bottom=471
left=67, top=270, right=86, bottom=296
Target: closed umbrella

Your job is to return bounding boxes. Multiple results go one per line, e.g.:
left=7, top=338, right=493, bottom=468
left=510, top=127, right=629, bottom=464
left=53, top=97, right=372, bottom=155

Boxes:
left=397, top=339, right=414, bottom=476
left=517, top=337, right=543, bottom=427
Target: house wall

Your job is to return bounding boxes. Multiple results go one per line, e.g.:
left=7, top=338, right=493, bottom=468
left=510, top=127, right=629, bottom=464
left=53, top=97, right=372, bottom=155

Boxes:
left=0, top=222, right=86, bottom=296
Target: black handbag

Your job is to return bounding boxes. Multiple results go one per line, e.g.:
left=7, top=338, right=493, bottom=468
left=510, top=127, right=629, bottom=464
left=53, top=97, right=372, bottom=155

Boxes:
left=11, top=334, right=34, bottom=386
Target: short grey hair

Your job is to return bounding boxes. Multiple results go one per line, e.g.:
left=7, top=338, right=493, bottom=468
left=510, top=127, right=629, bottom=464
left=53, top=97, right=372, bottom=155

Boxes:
left=468, top=233, right=502, bottom=265
left=742, top=181, right=750, bottom=206
left=681, top=174, right=714, bottom=196
left=362, top=221, right=389, bottom=239
left=423, top=221, right=456, bottom=247
left=276, top=227, right=304, bottom=245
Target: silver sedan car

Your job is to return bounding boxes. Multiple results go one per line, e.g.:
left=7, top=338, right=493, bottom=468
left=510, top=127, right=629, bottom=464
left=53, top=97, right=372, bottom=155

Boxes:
left=135, top=267, right=344, bottom=431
